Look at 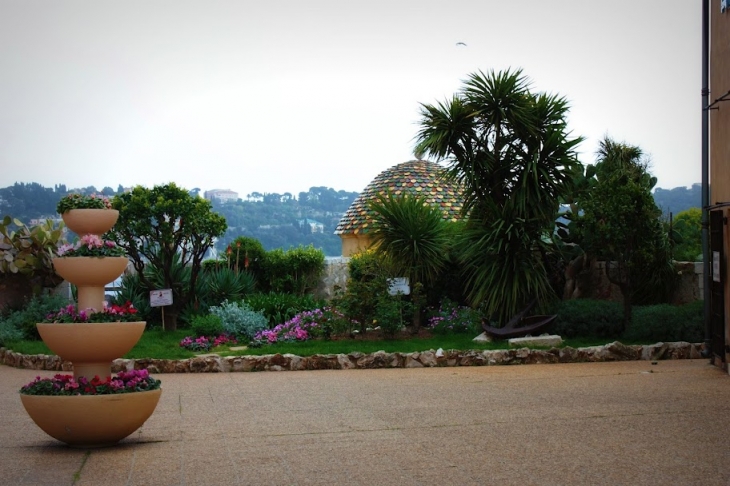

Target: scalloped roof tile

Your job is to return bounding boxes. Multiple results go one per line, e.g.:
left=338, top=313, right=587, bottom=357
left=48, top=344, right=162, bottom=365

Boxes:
left=335, top=160, right=464, bottom=235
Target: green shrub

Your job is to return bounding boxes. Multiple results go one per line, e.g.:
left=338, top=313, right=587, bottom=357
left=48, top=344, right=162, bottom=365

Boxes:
left=623, top=300, right=704, bottom=343
left=0, top=317, right=23, bottom=346
left=227, top=236, right=266, bottom=283
left=261, top=245, right=325, bottom=295
left=332, top=250, right=391, bottom=333
left=245, top=292, right=325, bottom=327
left=374, top=294, right=408, bottom=338
left=0, top=292, right=69, bottom=340
left=209, top=300, right=268, bottom=340
left=190, top=314, right=224, bottom=338
left=551, top=299, right=624, bottom=339
left=198, top=267, right=256, bottom=308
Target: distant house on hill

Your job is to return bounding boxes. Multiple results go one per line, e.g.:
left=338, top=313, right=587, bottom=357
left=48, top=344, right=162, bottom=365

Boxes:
left=204, top=189, right=239, bottom=204
left=299, top=218, right=324, bottom=233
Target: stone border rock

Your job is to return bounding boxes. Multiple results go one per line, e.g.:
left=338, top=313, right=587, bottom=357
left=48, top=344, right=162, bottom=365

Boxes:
left=0, top=341, right=705, bottom=374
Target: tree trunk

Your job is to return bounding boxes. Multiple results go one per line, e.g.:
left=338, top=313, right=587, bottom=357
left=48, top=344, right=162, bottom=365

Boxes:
left=163, top=310, right=178, bottom=331
left=411, top=304, right=421, bottom=332
left=619, top=282, right=632, bottom=334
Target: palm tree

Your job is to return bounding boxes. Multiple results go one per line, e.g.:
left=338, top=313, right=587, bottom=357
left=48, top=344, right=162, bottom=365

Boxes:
left=368, top=192, right=452, bottom=329
left=414, top=68, right=583, bottom=324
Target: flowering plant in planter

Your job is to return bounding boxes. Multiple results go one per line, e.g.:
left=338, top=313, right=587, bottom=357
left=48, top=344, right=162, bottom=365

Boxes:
left=57, top=234, right=125, bottom=257
left=56, top=193, right=113, bottom=214
left=20, top=369, right=161, bottom=396
left=44, top=301, right=139, bottom=323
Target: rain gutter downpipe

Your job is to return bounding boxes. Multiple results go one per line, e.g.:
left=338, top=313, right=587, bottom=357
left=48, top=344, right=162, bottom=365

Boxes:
left=701, top=0, right=712, bottom=359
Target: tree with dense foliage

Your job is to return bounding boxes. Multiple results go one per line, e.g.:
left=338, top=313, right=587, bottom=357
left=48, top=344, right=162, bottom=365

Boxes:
left=669, top=207, right=702, bottom=262
left=572, top=137, right=673, bottom=329
left=108, top=183, right=227, bottom=331
left=368, top=192, right=452, bottom=328
left=414, top=68, right=583, bottom=324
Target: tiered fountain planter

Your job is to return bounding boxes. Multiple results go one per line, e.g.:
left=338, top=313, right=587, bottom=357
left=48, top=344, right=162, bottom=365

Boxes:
left=20, top=207, right=161, bottom=448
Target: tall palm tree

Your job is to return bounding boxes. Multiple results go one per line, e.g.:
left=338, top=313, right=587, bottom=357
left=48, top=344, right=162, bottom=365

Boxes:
left=414, top=68, right=583, bottom=323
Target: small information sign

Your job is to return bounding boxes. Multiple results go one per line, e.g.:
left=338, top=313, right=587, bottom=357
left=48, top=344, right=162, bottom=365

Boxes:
left=388, top=277, right=410, bottom=296
left=150, top=289, right=173, bottom=307
left=713, top=251, right=721, bottom=283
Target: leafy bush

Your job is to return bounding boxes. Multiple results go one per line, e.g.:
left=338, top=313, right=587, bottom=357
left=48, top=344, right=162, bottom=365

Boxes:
left=209, top=300, right=268, bottom=340
left=227, top=236, right=266, bottom=283
left=332, top=250, right=391, bottom=333
left=197, top=267, right=256, bottom=309
left=623, top=300, right=704, bottom=343
left=0, top=292, right=69, bottom=340
left=427, top=298, right=482, bottom=335
left=261, top=245, right=325, bottom=295
left=245, top=292, right=325, bottom=327
left=374, top=294, right=409, bottom=338
left=0, top=317, right=23, bottom=346
left=551, top=299, right=624, bottom=339
left=190, top=314, right=223, bottom=338
left=0, top=217, right=66, bottom=308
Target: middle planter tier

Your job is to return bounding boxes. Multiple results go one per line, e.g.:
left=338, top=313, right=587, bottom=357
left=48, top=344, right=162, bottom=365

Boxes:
left=37, top=321, right=146, bottom=379
left=53, top=256, right=128, bottom=311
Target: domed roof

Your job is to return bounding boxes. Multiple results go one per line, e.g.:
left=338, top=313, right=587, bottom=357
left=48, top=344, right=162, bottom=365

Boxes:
left=335, top=160, right=464, bottom=236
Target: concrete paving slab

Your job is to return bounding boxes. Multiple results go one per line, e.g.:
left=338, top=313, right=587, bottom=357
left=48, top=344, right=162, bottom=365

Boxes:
left=1, top=359, right=729, bottom=485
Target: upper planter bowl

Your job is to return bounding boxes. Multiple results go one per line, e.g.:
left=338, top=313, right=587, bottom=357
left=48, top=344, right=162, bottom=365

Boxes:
left=53, top=256, right=128, bottom=287
left=62, top=209, right=119, bottom=236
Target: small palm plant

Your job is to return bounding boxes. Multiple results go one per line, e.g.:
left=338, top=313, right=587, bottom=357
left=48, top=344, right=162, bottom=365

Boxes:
left=368, top=192, right=451, bottom=329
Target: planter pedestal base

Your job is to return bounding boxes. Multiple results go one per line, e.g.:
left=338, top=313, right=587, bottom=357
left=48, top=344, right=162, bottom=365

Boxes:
left=36, top=322, right=146, bottom=380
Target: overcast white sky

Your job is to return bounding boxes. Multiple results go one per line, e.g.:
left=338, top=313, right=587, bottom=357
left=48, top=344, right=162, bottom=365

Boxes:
left=0, top=0, right=702, bottom=198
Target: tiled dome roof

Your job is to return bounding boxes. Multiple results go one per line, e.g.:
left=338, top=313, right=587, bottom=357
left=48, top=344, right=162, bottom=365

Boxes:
left=335, top=160, right=464, bottom=235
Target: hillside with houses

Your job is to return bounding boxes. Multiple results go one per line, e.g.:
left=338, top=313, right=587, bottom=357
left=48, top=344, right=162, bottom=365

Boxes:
left=0, top=183, right=358, bottom=257
left=0, top=181, right=700, bottom=258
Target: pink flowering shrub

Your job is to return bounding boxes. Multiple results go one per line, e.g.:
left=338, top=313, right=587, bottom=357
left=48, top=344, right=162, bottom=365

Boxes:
left=179, top=333, right=237, bottom=352
left=20, top=369, right=160, bottom=396
left=253, top=307, right=348, bottom=344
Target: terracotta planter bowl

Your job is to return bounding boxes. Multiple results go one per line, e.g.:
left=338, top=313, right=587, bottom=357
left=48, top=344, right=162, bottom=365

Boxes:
left=52, top=256, right=129, bottom=310
left=62, top=209, right=119, bottom=236
left=20, top=389, right=161, bottom=447
left=53, top=256, right=128, bottom=287
left=37, top=322, right=146, bottom=379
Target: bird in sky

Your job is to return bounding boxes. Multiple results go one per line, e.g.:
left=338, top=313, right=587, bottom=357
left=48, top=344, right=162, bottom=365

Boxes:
left=456, top=42, right=467, bottom=47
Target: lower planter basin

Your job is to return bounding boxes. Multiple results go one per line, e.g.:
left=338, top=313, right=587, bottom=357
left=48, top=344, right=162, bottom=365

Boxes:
left=20, top=388, right=162, bottom=447
left=37, top=322, right=146, bottom=379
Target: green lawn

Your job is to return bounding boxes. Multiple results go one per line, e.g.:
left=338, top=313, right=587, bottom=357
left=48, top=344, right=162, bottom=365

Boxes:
left=3, top=330, right=639, bottom=360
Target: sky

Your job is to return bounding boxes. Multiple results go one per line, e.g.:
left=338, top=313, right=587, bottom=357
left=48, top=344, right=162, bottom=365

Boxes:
left=0, top=0, right=702, bottom=198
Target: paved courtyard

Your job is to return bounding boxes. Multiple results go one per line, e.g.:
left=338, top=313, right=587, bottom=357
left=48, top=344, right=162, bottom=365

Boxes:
left=1, top=359, right=728, bottom=485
